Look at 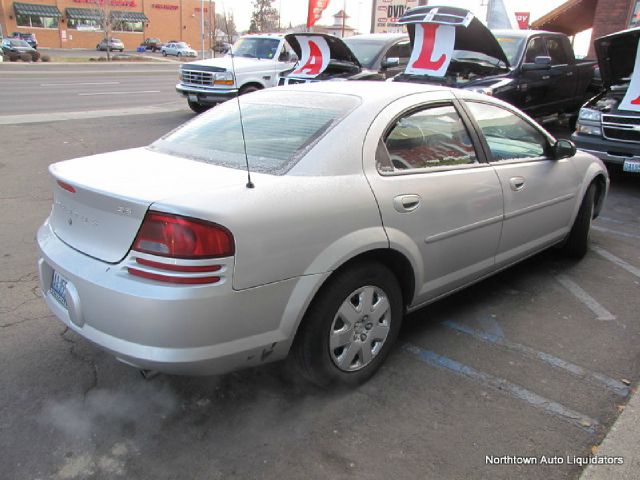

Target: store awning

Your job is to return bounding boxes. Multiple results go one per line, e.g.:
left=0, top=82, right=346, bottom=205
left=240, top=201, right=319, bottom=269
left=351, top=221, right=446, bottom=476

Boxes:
left=13, top=2, right=61, bottom=17
left=65, top=8, right=101, bottom=21
left=530, top=0, right=597, bottom=35
left=110, top=10, right=148, bottom=22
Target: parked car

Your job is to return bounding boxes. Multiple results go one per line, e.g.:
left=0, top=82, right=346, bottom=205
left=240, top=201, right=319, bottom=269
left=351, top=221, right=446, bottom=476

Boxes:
left=572, top=27, right=640, bottom=173
left=37, top=81, right=608, bottom=386
left=213, top=41, right=232, bottom=54
left=279, top=33, right=409, bottom=85
left=11, top=32, right=37, bottom=49
left=1, top=38, right=40, bottom=61
left=163, top=41, right=197, bottom=58
left=140, top=37, right=162, bottom=52
left=176, top=34, right=297, bottom=113
left=96, top=38, right=125, bottom=52
left=392, top=6, right=595, bottom=120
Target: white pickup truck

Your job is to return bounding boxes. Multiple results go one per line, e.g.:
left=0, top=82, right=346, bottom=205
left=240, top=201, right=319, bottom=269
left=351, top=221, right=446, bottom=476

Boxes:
left=176, top=34, right=298, bottom=113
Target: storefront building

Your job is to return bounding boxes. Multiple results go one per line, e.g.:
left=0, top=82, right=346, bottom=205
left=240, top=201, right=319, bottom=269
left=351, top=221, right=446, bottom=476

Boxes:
left=0, top=0, right=215, bottom=50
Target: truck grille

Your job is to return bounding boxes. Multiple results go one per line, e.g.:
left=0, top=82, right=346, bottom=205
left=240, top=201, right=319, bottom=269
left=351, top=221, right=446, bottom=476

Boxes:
left=602, top=114, right=640, bottom=143
left=181, top=70, right=213, bottom=86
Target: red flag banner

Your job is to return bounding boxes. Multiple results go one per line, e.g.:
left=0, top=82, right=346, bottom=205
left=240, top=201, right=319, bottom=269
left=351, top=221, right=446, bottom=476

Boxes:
left=515, top=12, right=530, bottom=29
left=307, top=0, right=331, bottom=28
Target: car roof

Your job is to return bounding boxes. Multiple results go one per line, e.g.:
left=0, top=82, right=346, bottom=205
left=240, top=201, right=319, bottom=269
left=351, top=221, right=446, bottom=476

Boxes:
left=492, top=29, right=561, bottom=38
left=345, top=33, right=408, bottom=42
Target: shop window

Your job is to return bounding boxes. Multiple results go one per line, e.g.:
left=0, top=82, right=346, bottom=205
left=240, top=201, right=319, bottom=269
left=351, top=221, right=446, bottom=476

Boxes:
left=67, top=18, right=102, bottom=30
left=16, top=14, right=58, bottom=28
left=112, top=20, right=143, bottom=32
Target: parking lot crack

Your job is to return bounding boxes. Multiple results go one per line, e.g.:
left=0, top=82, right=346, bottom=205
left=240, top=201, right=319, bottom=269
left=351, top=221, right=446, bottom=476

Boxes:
left=60, top=327, right=100, bottom=399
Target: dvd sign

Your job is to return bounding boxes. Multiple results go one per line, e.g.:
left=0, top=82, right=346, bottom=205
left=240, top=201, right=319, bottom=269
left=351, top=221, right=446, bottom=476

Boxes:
left=372, top=0, right=419, bottom=33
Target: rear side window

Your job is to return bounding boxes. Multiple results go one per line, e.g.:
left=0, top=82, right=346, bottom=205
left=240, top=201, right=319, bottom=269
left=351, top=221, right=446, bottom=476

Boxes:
left=152, top=91, right=360, bottom=174
left=385, top=41, right=411, bottom=63
left=465, top=102, right=548, bottom=161
left=378, top=104, right=478, bottom=173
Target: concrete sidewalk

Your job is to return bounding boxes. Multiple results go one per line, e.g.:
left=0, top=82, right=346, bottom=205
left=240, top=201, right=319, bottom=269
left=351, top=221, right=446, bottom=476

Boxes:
left=581, top=385, right=639, bottom=479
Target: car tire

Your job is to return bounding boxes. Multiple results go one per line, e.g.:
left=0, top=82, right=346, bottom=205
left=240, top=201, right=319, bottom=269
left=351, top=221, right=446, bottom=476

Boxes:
left=177, top=52, right=182, bottom=58
left=96, top=45, right=100, bottom=51
left=188, top=101, right=211, bottom=114
left=292, top=262, right=403, bottom=387
left=162, top=51, right=167, bottom=57
left=239, top=85, right=260, bottom=96
left=562, top=183, right=596, bottom=259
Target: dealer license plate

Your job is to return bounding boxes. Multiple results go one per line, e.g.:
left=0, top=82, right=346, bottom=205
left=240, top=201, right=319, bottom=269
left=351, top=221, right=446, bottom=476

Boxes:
left=50, top=271, right=68, bottom=309
left=623, top=159, right=640, bottom=173
left=188, top=94, right=198, bottom=102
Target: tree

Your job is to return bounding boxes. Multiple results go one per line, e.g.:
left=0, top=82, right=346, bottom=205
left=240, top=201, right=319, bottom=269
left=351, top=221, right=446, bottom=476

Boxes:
left=248, top=0, right=279, bottom=33
left=94, top=0, right=113, bottom=61
left=215, top=11, right=237, bottom=42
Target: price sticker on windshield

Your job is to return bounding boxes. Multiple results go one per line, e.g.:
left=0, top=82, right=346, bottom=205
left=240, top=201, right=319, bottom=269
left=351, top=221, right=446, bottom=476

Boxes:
left=619, top=38, right=640, bottom=112
left=291, top=35, right=331, bottom=78
left=405, top=23, right=455, bottom=77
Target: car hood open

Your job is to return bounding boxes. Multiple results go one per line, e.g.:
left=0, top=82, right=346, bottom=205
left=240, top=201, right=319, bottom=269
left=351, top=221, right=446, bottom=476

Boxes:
left=285, top=33, right=362, bottom=70
left=595, top=27, right=640, bottom=88
left=398, top=5, right=510, bottom=67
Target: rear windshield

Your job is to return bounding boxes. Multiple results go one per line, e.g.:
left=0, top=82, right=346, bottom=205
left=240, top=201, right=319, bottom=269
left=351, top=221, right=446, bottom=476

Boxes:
left=151, top=90, right=361, bottom=174
left=343, top=39, right=385, bottom=68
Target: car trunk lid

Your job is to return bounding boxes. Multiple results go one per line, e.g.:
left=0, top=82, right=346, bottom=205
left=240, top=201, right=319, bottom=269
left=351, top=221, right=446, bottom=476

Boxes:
left=49, top=147, right=248, bottom=263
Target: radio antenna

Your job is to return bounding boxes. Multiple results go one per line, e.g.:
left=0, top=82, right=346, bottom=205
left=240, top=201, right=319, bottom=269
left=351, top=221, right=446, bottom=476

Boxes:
left=222, top=3, right=254, bottom=189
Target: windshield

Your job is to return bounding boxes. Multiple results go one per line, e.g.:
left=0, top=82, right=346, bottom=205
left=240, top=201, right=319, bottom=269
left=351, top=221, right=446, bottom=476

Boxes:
left=232, top=37, right=280, bottom=59
left=494, top=35, right=525, bottom=65
left=10, top=40, right=30, bottom=48
left=342, top=39, right=385, bottom=69
left=151, top=91, right=361, bottom=174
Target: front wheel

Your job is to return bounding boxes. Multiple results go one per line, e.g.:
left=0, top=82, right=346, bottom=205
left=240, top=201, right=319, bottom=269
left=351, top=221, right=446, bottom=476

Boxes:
left=562, top=183, right=596, bottom=258
left=292, top=262, right=403, bottom=387
left=188, top=100, right=211, bottom=114
left=162, top=51, right=167, bottom=57
left=239, top=85, right=259, bottom=96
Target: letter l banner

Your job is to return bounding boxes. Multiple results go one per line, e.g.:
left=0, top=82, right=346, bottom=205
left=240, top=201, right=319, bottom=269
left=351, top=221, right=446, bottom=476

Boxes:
left=619, top=38, right=640, bottom=112
left=405, top=23, right=455, bottom=77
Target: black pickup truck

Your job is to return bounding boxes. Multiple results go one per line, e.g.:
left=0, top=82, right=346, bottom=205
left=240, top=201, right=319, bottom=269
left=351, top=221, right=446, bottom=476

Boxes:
left=571, top=27, right=640, bottom=173
left=393, top=6, right=596, bottom=119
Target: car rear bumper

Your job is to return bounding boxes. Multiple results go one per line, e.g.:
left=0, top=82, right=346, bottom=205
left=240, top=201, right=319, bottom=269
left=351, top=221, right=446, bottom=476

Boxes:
left=36, top=220, right=305, bottom=375
left=572, top=132, right=640, bottom=165
left=176, top=83, right=238, bottom=104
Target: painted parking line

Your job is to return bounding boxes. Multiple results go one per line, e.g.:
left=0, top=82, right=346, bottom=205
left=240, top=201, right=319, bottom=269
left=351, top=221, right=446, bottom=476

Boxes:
left=555, top=275, right=616, bottom=321
left=41, top=82, right=121, bottom=87
left=591, top=246, right=640, bottom=279
left=442, top=320, right=629, bottom=397
left=402, top=344, right=599, bottom=433
left=77, top=90, right=161, bottom=96
left=477, top=315, right=504, bottom=338
left=592, top=225, right=640, bottom=241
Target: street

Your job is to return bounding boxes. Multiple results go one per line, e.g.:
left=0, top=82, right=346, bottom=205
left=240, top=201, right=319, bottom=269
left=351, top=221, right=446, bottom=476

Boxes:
left=1, top=69, right=639, bottom=480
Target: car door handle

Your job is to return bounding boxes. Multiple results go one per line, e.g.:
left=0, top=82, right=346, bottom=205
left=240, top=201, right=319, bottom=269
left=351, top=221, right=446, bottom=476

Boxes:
left=393, top=194, right=421, bottom=213
left=566, top=71, right=574, bottom=76
left=509, top=176, right=525, bottom=191
left=542, top=75, right=550, bottom=80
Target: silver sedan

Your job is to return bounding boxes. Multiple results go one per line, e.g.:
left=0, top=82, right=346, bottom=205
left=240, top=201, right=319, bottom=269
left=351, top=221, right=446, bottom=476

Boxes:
left=37, top=82, right=609, bottom=386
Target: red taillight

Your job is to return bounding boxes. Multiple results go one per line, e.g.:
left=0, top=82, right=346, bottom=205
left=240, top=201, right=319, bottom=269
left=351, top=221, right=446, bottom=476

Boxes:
left=57, top=180, right=76, bottom=193
left=132, top=211, right=234, bottom=259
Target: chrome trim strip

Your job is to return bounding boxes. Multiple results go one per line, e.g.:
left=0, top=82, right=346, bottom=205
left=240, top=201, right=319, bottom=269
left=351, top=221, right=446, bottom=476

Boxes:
left=503, top=193, right=575, bottom=221
left=424, top=215, right=503, bottom=244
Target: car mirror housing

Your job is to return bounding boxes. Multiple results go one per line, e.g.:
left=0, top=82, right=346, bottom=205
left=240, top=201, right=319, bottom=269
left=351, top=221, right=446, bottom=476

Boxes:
left=553, top=139, right=577, bottom=159
left=522, top=56, right=552, bottom=71
left=382, top=57, right=400, bottom=69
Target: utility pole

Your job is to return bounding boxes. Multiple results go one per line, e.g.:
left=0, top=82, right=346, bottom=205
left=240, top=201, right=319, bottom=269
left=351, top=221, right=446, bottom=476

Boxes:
left=341, top=0, right=346, bottom=38
left=200, top=0, right=205, bottom=59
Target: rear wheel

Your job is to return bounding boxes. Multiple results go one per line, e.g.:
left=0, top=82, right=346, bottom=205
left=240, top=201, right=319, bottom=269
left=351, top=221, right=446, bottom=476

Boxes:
left=562, top=183, right=596, bottom=258
left=292, top=262, right=403, bottom=387
left=188, top=100, right=211, bottom=114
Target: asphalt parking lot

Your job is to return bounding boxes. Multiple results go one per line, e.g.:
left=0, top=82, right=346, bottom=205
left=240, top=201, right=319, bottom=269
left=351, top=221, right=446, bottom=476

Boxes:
left=0, top=110, right=639, bottom=480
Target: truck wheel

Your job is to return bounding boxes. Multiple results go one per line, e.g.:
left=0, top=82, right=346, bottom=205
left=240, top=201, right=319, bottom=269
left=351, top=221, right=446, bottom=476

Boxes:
left=562, top=183, right=596, bottom=259
left=188, top=101, right=210, bottom=114
left=292, top=262, right=403, bottom=387
left=239, top=85, right=260, bottom=95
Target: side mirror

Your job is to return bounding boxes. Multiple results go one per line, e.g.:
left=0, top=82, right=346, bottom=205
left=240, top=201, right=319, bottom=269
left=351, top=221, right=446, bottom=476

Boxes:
left=382, top=57, right=400, bottom=69
left=522, top=55, right=552, bottom=71
left=553, top=139, right=576, bottom=159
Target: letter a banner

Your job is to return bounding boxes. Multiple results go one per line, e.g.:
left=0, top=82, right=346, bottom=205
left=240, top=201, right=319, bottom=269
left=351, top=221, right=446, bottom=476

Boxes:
left=619, top=38, right=640, bottom=112
left=405, top=23, right=455, bottom=77
left=291, top=35, right=331, bottom=78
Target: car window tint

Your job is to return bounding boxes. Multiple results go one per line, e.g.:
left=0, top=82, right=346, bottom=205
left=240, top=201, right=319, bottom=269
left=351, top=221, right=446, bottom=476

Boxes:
left=545, top=37, right=568, bottom=65
left=465, top=102, right=548, bottom=161
left=152, top=91, right=361, bottom=175
left=386, top=41, right=411, bottom=63
left=524, top=37, right=546, bottom=63
left=379, top=105, right=478, bottom=173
